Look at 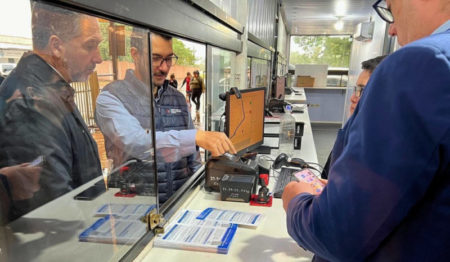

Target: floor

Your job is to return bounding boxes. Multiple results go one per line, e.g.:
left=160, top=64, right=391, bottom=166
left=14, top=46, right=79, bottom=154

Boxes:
left=311, top=123, right=341, bottom=167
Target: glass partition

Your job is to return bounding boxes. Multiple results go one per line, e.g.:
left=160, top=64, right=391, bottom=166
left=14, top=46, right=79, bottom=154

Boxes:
left=149, top=32, right=203, bottom=206
left=0, top=1, right=158, bottom=260
left=250, top=58, right=270, bottom=89
left=207, top=46, right=236, bottom=132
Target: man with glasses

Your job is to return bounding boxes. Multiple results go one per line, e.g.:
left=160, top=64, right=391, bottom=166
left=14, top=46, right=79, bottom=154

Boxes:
left=321, top=55, right=387, bottom=180
left=283, top=0, right=450, bottom=261
left=96, top=31, right=235, bottom=202
left=349, top=55, right=386, bottom=115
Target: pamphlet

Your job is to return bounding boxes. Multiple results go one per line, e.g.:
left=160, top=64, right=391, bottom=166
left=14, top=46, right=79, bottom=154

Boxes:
left=196, top=208, right=263, bottom=227
left=95, top=203, right=156, bottom=217
left=154, top=220, right=237, bottom=254
left=174, top=209, right=232, bottom=227
left=79, top=215, right=147, bottom=245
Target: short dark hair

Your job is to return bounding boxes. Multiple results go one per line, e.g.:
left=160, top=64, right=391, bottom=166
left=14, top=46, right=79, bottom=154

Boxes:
left=151, top=32, right=173, bottom=42
left=361, top=55, right=387, bottom=73
left=131, top=31, right=173, bottom=54
left=32, top=2, right=84, bottom=50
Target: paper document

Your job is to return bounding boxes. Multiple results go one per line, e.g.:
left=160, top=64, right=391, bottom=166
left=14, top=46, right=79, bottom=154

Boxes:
left=196, top=208, right=264, bottom=228
left=79, top=215, right=147, bottom=245
left=154, top=221, right=237, bottom=254
left=95, top=203, right=156, bottom=217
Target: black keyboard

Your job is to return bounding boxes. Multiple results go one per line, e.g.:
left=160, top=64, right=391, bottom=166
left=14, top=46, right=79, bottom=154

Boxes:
left=273, top=167, right=301, bottom=198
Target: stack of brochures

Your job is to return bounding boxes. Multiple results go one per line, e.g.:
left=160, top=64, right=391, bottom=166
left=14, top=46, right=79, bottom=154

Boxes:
left=79, top=203, right=156, bottom=245
left=154, top=208, right=263, bottom=254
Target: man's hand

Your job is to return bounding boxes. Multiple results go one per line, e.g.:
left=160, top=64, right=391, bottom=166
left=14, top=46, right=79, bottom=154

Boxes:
left=1, top=163, right=42, bottom=201
left=195, top=130, right=237, bottom=157
left=282, top=181, right=319, bottom=211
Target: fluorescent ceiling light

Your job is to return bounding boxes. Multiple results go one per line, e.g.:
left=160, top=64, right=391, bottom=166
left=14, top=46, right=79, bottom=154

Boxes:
left=335, top=0, right=348, bottom=16
left=334, top=19, right=344, bottom=31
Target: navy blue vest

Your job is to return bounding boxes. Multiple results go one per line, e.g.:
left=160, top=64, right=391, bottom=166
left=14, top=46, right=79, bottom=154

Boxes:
left=102, top=74, right=195, bottom=202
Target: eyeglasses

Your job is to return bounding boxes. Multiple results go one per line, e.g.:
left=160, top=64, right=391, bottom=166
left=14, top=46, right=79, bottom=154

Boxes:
left=373, top=0, right=394, bottom=24
left=354, top=85, right=365, bottom=98
left=152, top=54, right=178, bottom=67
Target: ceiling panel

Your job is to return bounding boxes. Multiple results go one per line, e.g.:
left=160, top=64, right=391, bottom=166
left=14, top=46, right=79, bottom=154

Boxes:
left=281, top=0, right=374, bottom=35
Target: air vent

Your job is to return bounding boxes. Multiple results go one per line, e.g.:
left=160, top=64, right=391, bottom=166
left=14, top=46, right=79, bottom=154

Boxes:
left=354, top=22, right=374, bottom=41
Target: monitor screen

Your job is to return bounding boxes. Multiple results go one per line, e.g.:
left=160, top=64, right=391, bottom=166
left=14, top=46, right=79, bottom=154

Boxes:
left=275, top=76, right=285, bottom=99
left=226, top=87, right=266, bottom=154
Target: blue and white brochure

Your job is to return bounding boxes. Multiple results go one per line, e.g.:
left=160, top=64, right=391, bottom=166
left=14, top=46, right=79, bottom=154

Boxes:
left=196, top=208, right=263, bottom=228
left=95, top=203, right=156, bottom=218
left=154, top=221, right=237, bottom=254
left=79, top=215, right=147, bottom=245
left=174, top=209, right=232, bottom=227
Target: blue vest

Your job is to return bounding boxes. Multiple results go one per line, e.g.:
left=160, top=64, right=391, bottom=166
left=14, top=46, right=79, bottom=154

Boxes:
left=102, top=75, right=195, bottom=203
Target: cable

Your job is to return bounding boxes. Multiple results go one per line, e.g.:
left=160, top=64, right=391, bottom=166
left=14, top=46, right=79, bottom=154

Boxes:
left=306, top=162, right=324, bottom=171
left=229, top=98, right=245, bottom=139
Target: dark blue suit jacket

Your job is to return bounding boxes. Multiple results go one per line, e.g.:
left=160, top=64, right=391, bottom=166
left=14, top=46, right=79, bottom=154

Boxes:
left=287, top=29, right=450, bottom=261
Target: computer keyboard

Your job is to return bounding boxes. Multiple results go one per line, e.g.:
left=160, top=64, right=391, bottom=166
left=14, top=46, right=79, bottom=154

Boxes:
left=273, top=167, right=302, bottom=198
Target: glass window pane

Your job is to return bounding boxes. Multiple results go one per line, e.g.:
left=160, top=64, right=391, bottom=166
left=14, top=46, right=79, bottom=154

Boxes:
left=289, top=35, right=353, bottom=68
left=150, top=33, right=204, bottom=205
left=250, top=58, right=270, bottom=89
left=0, top=1, right=156, bottom=260
left=209, top=47, right=236, bottom=132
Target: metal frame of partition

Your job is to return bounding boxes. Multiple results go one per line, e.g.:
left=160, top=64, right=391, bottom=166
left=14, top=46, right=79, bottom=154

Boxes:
left=54, top=0, right=242, bottom=53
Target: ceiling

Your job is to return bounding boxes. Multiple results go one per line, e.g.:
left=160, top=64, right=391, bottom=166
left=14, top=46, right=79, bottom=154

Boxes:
left=281, top=0, right=375, bottom=35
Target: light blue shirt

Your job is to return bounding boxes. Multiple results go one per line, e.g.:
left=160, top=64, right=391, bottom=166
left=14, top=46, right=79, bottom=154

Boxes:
left=96, top=84, right=197, bottom=164
left=432, top=19, right=450, bottom=34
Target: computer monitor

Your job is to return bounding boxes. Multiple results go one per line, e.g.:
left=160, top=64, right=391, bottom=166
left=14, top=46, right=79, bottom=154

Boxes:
left=225, top=87, right=266, bottom=155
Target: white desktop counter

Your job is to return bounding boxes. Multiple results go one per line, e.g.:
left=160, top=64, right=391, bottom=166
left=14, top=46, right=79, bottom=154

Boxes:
left=284, top=87, right=307, bottom=104
left=137, top=109, right=318, bottom=262
left=3, top=109, right=318, bottom=262
left=3, top=177, right=157, bottom=262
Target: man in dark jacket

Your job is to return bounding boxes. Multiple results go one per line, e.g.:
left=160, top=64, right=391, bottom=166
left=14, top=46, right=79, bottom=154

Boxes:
left=0, top=2, right=103, bottom=219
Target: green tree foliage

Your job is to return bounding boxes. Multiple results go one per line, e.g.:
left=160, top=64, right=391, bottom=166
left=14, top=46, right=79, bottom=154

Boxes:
left=290, top=36, right=352, bottom=67
left=97, top=22, right=199, bottom=66
left=98, top=22, right=110, bottom=61
left=173, top=38, right=198, bottom=66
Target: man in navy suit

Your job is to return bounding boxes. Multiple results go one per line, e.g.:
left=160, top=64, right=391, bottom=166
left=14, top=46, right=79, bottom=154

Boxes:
left=283, top=0, right=450, bottom=261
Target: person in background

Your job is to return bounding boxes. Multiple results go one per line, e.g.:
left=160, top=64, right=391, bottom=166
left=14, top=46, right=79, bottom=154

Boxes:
left=190, top=70, right=204, bottom=123
left=283, top=0, right=450, bottom=261
left=349, top=55, right=387, bottom=115
left=182, top=72, right=192, bottom=101
left=321, top=55, right=387, bottom=179
left=168, top=73, right=178, bottom=89
left=0, top=2, right=103, bottom=219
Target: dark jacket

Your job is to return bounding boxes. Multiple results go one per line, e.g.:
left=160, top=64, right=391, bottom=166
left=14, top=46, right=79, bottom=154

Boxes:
left=0, top=53, right=101, bottom=219
left=287, top=30, right=450, bottom=262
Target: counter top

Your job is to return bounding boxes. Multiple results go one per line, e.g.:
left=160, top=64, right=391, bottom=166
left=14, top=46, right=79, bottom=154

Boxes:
left=301, top=86, right=348, bottom=90
left=138, top=108, right=318, bottom=262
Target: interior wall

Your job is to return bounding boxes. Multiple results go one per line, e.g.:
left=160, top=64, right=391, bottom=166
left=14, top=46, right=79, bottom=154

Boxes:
left=343, top=10, right=388, bottom=123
